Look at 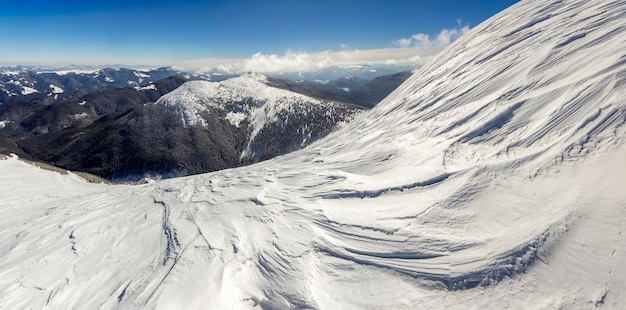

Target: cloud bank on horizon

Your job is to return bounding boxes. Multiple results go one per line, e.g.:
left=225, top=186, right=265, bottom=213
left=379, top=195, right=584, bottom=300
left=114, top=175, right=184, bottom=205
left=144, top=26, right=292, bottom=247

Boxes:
left=177, top=47, right=439, bottom=74
left=177, top=23, right=469, bottom=74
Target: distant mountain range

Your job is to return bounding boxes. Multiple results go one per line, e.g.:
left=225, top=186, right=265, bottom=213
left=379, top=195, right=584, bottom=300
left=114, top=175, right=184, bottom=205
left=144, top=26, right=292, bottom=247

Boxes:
left=0, top=67, right=205, bottom=105
left=0, top=68, right=410, bottom=180
left=0, top=65, right=411, bottom=107
left=256, top=64, right=415, bottom=81
left=267, top=71, right=412, bottom=108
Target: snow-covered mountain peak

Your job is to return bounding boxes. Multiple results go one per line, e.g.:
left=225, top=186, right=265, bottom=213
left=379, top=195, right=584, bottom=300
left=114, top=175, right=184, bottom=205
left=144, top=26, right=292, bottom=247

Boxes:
left=239, top=70, right=268, bottom=81
left=155, top=75, right=362, bottom=159
left=156, top=74, right=344, bottom=127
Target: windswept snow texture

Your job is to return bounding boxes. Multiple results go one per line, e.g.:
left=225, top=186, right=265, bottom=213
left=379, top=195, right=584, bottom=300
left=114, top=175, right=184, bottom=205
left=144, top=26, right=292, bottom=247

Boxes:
left=2, top=0, right=626, bottom=309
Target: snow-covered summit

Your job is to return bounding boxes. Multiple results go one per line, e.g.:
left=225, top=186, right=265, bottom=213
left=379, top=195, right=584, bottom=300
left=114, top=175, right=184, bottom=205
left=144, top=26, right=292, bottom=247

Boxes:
left=1, top=1, right=626, bottom=309
left=156, top=72, right=324, bottom=125
left=155, top=73, right=362, bottom=159
left=240, top=70, right=268, bottom=81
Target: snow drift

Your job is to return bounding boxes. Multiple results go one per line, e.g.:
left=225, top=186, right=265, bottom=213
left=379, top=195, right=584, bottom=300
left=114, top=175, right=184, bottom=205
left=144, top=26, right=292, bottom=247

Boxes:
left=1, top=0, right=626, bottom=309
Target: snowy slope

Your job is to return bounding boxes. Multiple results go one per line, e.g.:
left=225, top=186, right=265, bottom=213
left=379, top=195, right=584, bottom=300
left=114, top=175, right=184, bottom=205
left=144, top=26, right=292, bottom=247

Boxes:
left=2, top=0, right=626, bottom=309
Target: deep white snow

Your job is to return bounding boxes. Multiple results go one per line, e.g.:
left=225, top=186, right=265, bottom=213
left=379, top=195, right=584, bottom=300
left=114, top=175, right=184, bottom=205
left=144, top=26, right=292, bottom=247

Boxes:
left=20, top=86, right=38, bottom=95
left=1, top=0, right=626, bottom=309
left=49, top=84, right=64, bottom=94
left=134, top=84, right=157, bottom=91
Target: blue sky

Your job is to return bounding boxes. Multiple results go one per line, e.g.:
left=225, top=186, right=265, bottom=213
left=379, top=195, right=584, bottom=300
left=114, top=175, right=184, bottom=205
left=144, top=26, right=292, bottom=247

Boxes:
left=0, top=0, right=518, bottom=68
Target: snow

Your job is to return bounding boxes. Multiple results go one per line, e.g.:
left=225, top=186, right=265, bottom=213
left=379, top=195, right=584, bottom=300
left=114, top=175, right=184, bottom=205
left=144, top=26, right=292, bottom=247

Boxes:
left=21, top=86, right=38, bottom=95
left=1, top=0, right=626, bottom=309
left=225, top=111, right=246, bottom=127
left=78, top=101, right=86, bottom=106
left=72, top=112, right=89, bottom=119
left=105, top=76, right=114, bottom=82
left=54, top=69, right=99, bottom=75
left=0, top=120, right=9, bottom=128
left=134, top=71, right=150, bottom=78
left=134, top=84, right=157, bottom=91
left=49, top=84, right=64, bottom=94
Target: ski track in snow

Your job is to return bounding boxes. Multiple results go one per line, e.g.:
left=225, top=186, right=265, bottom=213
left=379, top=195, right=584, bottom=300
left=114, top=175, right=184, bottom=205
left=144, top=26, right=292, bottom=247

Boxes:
left=1, top=1, right=626, bottom=309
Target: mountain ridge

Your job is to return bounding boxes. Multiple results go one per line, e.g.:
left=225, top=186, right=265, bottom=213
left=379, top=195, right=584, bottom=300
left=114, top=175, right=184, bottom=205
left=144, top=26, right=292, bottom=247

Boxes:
left=1, top=73, right=365, bottom=180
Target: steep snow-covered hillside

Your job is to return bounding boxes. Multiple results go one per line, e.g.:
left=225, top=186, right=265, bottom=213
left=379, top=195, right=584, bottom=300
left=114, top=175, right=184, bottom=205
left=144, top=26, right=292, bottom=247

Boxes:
left=1, top=0, right=626, bottom=309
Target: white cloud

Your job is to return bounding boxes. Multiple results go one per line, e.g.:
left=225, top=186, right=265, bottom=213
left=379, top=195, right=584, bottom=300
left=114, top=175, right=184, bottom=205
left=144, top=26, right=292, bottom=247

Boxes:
left=242, top=52, right=333, bottom=72
left=175, top=23, right=473, bottom=74
left=411, top=33, right=432, bottom=47
left=393, top=38, right=413, bottom=48
left=394, top=22, right=470, bottom=48
left=178, top=47, right=441, bottom=74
